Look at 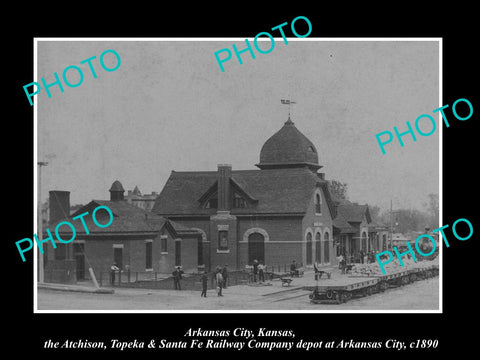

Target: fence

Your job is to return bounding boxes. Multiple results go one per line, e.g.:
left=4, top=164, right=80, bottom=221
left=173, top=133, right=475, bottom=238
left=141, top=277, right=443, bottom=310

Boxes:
left=98, top=263, right=306, bottom=290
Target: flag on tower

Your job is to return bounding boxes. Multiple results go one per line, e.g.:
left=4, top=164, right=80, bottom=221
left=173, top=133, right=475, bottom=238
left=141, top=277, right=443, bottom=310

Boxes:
left=281, top=99, right=296, bottom=105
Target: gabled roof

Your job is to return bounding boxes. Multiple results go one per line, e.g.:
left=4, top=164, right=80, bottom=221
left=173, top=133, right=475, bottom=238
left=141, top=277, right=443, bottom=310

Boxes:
left=153, top=167, right=336, bottom=216
left=50, top=200, right=199, bottom=238
left=332, top=211, right=358, bottom=234
left=336, top=200, right=371, bottom=224
left=333, top=200, right=372, bottom=233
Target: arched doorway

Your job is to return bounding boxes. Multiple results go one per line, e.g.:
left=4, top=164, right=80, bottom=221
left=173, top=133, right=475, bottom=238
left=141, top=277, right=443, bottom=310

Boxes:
left=248, top=232, right=265, bottom=265
left=315, top=232, right=321, bottom=263
left=306, top=232, right=312, bottom=265
left=382, top=234, right=387, bottom=250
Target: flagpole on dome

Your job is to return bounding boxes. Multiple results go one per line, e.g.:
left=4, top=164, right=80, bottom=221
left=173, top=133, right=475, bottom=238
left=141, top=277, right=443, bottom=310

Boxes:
left=281, top=97, right=296, bottom=123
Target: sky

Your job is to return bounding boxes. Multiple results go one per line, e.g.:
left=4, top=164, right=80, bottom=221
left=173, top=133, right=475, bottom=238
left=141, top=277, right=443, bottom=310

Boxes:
left=37, top=39, right=440, bottom=213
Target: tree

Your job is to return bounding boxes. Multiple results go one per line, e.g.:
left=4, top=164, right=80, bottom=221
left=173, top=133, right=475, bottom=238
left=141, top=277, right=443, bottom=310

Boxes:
left=328, top=180, right=348, bottom=200
left=390, top=208, right=430, bottom=234
left=368, top=205, right=382, bottom=223
left=424, top=193, right=439, bottom=229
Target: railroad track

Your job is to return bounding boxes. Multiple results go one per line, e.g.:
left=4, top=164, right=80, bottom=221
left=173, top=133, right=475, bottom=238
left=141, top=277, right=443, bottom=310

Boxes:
left=262, top=287, right=311, bottom=302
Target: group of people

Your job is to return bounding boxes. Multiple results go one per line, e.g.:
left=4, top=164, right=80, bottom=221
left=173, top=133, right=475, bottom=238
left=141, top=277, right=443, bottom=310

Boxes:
left=251, top=259, right=266, bottom=282
left=173, top=264, right=229, bottom=297
left=200, top=264, right=229, bottom=297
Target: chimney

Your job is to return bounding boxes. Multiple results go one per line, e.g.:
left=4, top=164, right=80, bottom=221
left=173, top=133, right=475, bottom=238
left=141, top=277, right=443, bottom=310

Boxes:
left=217, top=164, right=232, bottom=211
left=49, top=190, right=70, bottom=224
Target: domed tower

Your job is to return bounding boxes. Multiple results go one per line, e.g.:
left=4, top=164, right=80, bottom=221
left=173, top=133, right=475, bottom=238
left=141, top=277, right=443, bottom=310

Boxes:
left=255, top=117, right=322, bottom=172
left=109, top=180, right=125, bottom=201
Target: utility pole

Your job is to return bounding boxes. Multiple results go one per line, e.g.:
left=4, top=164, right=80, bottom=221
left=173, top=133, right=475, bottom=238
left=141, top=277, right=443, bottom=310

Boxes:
left=37, top=161, right=48, bottom=283
left=389, top=199, right=401, bottom=251
left=389, top=199, right=393, bottom=251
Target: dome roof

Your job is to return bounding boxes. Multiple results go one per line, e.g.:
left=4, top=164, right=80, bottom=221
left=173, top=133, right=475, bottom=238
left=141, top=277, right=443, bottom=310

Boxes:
left=109, top=180, right=125, bottom=192
left=256, top=117, right=321, bottom=171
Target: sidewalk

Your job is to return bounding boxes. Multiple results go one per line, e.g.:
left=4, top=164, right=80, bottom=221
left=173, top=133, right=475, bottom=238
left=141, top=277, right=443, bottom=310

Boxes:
left=38, top=282, right=114, bottom=294
left=37, top=267, right=341, bottom=297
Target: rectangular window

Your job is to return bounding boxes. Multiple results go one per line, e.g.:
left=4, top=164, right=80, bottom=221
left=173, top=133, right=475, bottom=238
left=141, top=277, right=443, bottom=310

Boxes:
left=160, top=236, right=168, bottom=253
left=197, top=237, right=203, bottom=266
left=175, top=240, right=181, bottom=266
left=206, top=198, right=218, bottom=209
left=234, top=197, right=246, bottom=208
left=145, top=240, right=153, bottom=270
left=218, top=230, right=228, bottom=251
left=54, top=245, right=66, bottom=260
left=113, top=246, right=123, bottom=270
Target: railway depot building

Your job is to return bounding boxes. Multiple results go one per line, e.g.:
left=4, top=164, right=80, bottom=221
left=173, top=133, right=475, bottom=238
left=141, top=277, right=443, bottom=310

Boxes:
left=43, top=117, right=386, bottom=282
left=153, top=117, right=379, bottom=271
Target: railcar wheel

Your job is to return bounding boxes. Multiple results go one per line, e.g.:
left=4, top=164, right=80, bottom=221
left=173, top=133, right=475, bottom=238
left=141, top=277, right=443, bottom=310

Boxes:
left=326, top=289, right=334, bottom=299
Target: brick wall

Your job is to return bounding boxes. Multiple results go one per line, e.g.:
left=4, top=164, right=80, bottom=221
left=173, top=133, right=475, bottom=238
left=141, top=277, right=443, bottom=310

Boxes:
left=81, top=232, right=198, bottom=280
left=209, top=212, right=238, bottom=271
left=237, top=216, right=303, bottom=268
left=302, top=187, right=336, bottom=266
left=168, top=218, right=211, bottom=270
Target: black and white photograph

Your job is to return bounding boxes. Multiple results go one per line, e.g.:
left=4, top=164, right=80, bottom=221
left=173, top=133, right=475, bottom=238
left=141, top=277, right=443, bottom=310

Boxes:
left=34, top=39, right=440, bottom=312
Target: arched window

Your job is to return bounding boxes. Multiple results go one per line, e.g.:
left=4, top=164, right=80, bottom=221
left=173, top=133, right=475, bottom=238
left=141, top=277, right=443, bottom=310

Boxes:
left=306, top=232, right=313, bottom=265
left=315, top=193, right=321, bottom=214
left=315, top=232, right=322, bottom=263
left=324, top=231, right=330, bottom=263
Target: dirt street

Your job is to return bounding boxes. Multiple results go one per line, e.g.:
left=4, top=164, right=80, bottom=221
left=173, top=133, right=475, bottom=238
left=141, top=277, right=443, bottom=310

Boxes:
left=37, top=277, right=439, bottom=311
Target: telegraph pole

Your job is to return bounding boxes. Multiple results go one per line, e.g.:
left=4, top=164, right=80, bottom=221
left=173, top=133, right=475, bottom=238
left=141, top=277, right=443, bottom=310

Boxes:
left=389, top=199, right=393, bottom=251
left=389, top=199, right=400, bottom=251
left=37, top=161, right=48, bottom=283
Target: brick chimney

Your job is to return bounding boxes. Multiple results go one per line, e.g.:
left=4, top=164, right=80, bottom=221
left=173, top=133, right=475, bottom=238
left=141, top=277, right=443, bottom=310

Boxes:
left=217, top=164, right=232, bottom=211
left=49, top=190, right=70, bottom=224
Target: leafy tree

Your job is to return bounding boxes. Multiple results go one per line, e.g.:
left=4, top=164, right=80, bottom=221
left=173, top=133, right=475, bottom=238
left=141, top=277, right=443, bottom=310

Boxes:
left=368, top=205, right=382, bottom=223
left=423, top=193, right=439, bottom=229
left=328, top=179, right=348, bottom=200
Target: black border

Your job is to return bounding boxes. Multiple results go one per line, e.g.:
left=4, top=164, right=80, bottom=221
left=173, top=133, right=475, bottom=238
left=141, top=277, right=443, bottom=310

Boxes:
left=7, top=6, right=478, bottom=356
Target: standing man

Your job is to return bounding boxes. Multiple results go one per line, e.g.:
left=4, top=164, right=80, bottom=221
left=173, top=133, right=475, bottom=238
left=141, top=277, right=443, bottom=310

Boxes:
left=172, top=266, right=184, bottom=290
left=110, top=262, right=119, bottom=286
left=221, top=265, right=229, bottom=289
left=252, top=259, right=259, bottom=282
left=258, top=262, right=265, bottom=283
left=290, top=260, right=298, bottom=277
left=216, top=269, right=224, bottom=296
left=201, top=271, right=208, bottom=297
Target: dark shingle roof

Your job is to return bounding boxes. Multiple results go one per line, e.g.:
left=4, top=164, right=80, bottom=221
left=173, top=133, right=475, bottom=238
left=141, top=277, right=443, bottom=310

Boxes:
left=50, top=200, right=173, bottom=236
left=153, top=167, right=336, bottom=216
left=333, top=214, right=358, bottom=234
left=335, top=200, right=371, bottom=225
left=109, top=180, right=125, bottom=192
left=256, top=118, right=320, bottom=170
